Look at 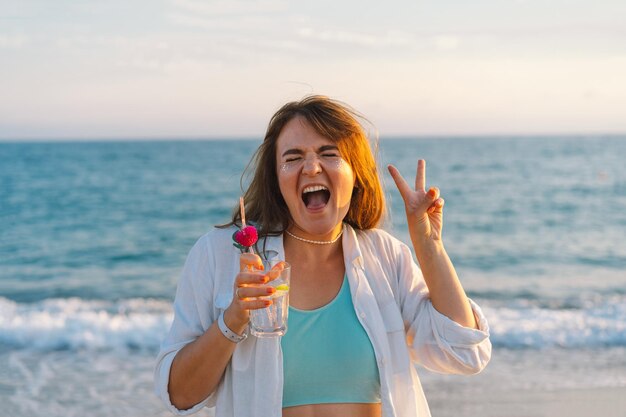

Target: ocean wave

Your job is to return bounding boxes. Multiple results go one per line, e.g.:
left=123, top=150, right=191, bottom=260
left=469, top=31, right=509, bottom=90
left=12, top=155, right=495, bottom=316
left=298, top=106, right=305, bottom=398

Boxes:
left=0, top=297, right=172, bottom=352
left=484, top=294, right=626, bottom=349
left=1, top=295, right=625, bottom=352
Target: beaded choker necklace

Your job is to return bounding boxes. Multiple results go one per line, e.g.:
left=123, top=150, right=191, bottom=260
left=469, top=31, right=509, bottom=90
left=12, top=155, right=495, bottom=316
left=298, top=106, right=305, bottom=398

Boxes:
left=285, top=229, right=343, bottom=245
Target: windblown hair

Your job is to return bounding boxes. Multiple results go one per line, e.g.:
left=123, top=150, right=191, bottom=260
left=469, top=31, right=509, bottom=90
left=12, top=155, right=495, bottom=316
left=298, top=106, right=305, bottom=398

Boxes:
left=221, top=95, right=385, bottom=236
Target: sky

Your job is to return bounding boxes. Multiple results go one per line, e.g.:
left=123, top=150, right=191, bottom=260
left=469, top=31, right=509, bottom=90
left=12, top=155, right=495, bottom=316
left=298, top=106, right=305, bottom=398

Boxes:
left=1, top=0, right=625, bottom=140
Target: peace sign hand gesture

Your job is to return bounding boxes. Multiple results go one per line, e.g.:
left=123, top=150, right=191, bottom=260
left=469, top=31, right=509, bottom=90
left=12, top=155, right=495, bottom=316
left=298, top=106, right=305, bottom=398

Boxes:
left=387, top=160, right=479, bottom=329
left=388, top=160, right=445, bottom=243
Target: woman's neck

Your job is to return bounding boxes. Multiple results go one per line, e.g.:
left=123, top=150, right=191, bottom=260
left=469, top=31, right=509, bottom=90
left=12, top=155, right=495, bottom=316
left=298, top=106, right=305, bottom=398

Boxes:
left=283, top=230, right=344, bottom=265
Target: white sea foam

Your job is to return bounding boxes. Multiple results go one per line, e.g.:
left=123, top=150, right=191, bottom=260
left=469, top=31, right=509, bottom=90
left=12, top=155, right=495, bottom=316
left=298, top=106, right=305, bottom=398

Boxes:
left=484, top=294, right=626, bottom=348
left=0, top=297, right=173, bottom=351
left=1, top=295, right=625, bottom=351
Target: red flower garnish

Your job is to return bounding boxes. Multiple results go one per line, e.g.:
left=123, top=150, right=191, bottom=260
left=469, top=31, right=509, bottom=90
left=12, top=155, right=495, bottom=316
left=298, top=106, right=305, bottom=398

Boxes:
left=233, top=225, right=258, bottom=250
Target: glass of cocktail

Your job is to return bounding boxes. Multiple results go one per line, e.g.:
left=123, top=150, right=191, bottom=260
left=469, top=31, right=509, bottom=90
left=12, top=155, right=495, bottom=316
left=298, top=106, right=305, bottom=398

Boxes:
left=249, top=260, right=290, bottom=337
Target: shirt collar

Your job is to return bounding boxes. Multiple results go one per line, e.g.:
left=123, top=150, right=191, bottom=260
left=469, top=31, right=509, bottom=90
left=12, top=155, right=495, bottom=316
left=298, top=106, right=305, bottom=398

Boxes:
left=342, top=223, right=365, bottom=271
left=260, top=223, right=364, bottom=271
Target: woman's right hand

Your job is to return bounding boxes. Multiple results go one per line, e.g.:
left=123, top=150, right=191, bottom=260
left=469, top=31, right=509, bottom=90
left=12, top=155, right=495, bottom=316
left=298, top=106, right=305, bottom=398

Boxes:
left=223, top=253, right=276, bottom=333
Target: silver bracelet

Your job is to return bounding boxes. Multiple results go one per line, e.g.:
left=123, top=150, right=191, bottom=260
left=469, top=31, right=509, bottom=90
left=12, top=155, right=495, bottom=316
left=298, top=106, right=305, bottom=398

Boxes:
left=217, top=311, right=248, bottom=343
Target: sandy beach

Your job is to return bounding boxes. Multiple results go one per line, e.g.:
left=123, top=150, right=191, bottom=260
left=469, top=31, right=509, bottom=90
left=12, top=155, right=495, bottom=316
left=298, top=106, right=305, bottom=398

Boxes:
left=427, top=386, right=626, bottom=417
left=421, top=347, right=626, bottom=417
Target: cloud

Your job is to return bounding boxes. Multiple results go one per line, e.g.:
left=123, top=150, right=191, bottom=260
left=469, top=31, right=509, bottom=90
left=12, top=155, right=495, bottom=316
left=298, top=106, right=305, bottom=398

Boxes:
left=166, top=11, right=274, bottom=31
left=170, top=0, right=288, bottom=16
left=297, top=28, right=412, bottom=48
left=54, top=35, right=165, bottom=51
left=432, top=35, right=459, bottom=51
left=0, top=34, right=28, bottom=49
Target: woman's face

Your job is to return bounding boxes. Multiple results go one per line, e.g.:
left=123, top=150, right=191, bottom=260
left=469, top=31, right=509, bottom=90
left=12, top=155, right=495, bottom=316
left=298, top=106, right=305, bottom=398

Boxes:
left=275, top=116, right=355, bottom=239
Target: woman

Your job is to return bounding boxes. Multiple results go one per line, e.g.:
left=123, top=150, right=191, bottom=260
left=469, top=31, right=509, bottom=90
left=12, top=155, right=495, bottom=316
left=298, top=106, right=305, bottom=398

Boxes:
left=155, top=96, right=491, bottom=417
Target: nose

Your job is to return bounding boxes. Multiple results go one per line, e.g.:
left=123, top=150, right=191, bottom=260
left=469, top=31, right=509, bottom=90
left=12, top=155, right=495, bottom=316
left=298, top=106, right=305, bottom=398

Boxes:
left=302, top=154, right=322, bottom=176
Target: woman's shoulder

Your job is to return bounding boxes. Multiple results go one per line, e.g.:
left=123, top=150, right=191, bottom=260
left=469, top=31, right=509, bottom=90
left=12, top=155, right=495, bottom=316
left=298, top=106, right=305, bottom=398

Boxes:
left=203, top=225, right=238, bottom=244
left=351, top=226, right=412, bottom=262
left=354, top=226, right=407, bottom=250
left=186, top=225, right=239, bottom=259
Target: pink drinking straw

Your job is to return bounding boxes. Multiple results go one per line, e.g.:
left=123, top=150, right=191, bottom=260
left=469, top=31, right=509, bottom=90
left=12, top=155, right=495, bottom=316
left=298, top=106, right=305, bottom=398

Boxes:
left=239, top=196, right=246, bottom=228
left=239, top=196, right=254, bottom=254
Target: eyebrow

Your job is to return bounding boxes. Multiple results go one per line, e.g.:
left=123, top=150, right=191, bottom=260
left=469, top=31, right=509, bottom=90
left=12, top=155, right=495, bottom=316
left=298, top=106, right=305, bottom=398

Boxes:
left=281, top=145, right=339, bottom=157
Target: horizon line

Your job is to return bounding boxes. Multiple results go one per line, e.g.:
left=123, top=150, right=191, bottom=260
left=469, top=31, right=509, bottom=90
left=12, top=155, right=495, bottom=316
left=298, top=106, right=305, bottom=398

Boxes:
left=1, top=132, right=625, bottom=143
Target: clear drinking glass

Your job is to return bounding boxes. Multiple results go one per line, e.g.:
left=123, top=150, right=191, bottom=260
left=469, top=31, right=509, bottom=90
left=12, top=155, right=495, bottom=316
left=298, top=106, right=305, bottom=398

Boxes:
left=249, top=260, right=291, bottom=337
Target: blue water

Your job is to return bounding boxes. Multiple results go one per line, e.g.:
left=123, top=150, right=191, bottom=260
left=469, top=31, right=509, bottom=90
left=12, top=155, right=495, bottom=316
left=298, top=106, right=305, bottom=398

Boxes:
left=1, top=137, right=625, bottom=416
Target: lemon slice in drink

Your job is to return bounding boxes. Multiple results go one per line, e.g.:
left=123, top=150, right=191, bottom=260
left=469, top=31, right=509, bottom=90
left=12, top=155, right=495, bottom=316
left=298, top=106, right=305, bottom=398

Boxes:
left=275, top=284, right=289, bottom=292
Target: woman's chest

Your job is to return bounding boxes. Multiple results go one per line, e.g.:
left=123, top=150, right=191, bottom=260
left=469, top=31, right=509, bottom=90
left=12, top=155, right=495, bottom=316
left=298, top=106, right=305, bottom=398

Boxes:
left=288, top=265, right=345, bottom=310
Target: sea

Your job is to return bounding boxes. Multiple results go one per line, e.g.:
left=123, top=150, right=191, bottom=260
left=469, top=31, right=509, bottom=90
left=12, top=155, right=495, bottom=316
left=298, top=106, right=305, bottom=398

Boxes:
left=1, top=137, right=625, bottom=417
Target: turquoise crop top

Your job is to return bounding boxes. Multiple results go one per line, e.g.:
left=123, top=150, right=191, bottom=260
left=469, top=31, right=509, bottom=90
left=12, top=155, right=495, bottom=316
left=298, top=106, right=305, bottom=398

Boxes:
left=280, top=276, right=381, bottom=408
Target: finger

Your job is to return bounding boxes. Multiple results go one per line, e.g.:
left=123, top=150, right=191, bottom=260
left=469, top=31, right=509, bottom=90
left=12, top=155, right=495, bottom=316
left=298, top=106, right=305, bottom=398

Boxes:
left=428, top=198, right=445, bottom=213
left=427, top=198, right=445, bottom=214
left=416, top=159, right=426, bottom=192
left=426, top=187, right=440, bottom=202
left=240, top=253, right=263, bottom=271
left=235, top=271, right=269, bottom=286
left=436, top=197, right=445, bottom=210
left=239, top=298, right=273, bottom=310
left=387, top=164, right=415, bottom=200
left=236, top=285, right=276, bottom=299
left=267, top=261, right=287, bottom=280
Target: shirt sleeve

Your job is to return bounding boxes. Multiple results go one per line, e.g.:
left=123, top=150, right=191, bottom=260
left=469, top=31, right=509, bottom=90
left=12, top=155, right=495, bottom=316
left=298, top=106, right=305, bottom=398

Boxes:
left=395, top=242, right=492, bottom=375
left=154, top=235, right=219, bottom=415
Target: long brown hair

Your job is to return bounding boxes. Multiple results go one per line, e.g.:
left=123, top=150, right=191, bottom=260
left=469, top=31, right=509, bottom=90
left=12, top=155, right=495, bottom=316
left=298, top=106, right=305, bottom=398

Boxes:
left=221, top=95, right=385, bottom=236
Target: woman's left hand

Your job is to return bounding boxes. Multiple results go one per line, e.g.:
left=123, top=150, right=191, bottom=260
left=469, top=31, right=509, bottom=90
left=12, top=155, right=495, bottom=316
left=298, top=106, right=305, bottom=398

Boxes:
left=388, top=159, right=444, bottom=243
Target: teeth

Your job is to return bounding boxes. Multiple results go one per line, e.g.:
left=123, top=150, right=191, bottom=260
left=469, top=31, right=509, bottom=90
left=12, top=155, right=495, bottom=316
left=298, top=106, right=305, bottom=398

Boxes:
left=303, top=185, right=328, bottom=194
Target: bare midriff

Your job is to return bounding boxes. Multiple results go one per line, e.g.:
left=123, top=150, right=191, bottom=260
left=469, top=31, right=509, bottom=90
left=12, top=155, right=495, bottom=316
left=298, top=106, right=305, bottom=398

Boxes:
left=282, top=402, right=382, bottom=417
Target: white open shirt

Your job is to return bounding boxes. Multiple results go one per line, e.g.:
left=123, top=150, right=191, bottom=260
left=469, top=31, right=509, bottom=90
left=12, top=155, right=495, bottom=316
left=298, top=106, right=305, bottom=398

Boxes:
left=155, top=224, right=491, bottom=417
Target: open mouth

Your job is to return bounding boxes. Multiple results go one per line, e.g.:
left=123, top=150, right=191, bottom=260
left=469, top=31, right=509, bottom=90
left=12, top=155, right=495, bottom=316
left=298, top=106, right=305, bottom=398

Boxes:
left=302, top=185, right=331, bottom=210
